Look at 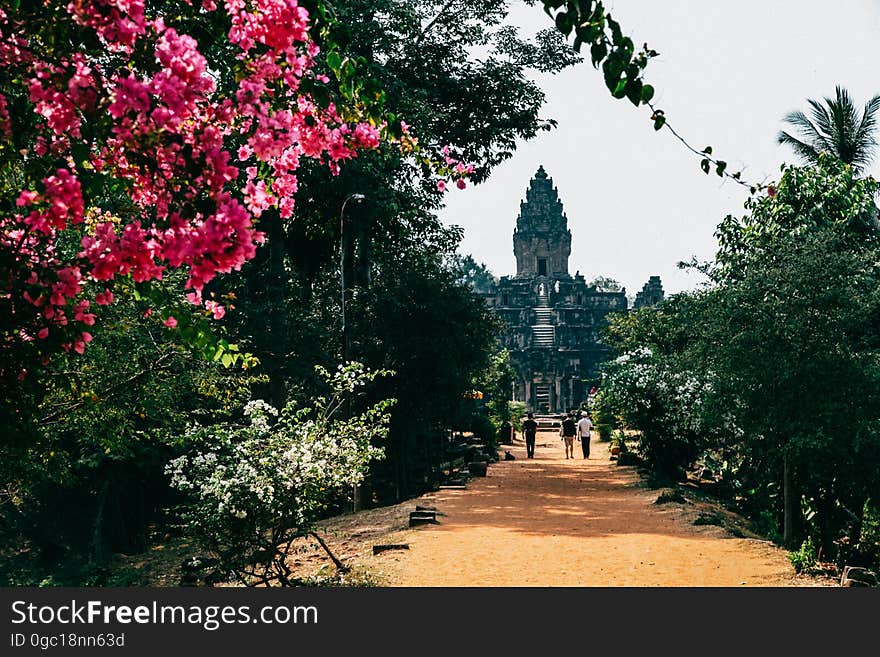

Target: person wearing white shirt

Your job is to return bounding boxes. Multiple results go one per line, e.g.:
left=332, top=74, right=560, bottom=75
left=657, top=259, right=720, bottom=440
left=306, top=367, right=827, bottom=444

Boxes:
left=577, top=413, right=593, bottom=459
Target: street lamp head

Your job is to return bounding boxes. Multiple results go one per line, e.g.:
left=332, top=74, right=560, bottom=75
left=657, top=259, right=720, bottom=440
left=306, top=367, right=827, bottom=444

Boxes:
left=349, top=193, right=365, bottom=202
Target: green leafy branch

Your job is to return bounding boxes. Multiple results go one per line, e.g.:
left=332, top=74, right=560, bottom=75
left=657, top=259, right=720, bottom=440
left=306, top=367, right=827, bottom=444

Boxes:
left=311, top=2, right=478, bottom=184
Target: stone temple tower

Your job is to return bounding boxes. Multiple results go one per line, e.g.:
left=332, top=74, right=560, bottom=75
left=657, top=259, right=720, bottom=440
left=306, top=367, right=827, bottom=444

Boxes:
left=513, top=165, right=572, bottom=278
left=633, top=275, right=665, bottom=309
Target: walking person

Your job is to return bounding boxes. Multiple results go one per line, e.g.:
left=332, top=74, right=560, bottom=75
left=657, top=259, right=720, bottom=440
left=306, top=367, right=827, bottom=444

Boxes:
left=523, top=412, right=538, bottom=459
left=577, top=412, right=593, bottom=459
left=560, top=412, right=577, bottom=459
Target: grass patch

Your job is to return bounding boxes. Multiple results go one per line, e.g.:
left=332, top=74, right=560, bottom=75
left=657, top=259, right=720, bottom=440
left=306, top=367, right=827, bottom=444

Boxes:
left=655, top=489, right=687, bottom=505
left=693, top=512, right=725, bottom=527
left=788, top=537, right=820, bottom=575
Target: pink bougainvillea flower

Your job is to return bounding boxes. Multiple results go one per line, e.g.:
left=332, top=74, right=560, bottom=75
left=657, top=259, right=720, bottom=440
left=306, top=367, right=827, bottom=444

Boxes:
left=164, top=316, right=178, bottom=328
left=456, top=179, right=467, bottom=190
left=205, top=300, right=225, bottom=319
left=436, top=180, right=447, bottom=192
left=1, top=0, right=387, bottom=363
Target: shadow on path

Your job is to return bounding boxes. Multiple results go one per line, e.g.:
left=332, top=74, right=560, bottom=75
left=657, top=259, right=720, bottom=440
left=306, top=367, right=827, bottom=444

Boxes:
left=379, top=431, right=810, bottom=586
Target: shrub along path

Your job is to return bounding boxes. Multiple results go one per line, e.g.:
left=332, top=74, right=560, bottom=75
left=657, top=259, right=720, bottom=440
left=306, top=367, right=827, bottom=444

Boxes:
left=367, top=430, right=829, bottom=586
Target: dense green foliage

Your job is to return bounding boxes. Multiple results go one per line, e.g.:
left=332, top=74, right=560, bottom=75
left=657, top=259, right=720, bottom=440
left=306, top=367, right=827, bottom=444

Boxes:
left=599, top=157, right=880, bottom=566
left=1, top=1, right=568, bottom=585
left=1, top=276, right=259, bottom=584
left=218, top=0, right=576, bottom=504
left=588, top=276, right=622, bottom=292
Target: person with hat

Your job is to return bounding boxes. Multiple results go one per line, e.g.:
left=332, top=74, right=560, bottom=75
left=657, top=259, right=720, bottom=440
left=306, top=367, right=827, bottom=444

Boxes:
left=577, top=412, right=593, bottom=459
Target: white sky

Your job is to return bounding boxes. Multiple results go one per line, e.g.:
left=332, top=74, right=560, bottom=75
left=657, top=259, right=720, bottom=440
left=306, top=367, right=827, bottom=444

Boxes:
left=439, top=0, right=880, bottom=295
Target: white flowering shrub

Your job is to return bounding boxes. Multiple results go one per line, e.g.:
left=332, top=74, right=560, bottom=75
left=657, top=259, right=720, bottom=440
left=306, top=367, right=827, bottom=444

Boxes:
left=166, top=362, right=393, bottom=586
left=600, top=348, right=714, bottom=479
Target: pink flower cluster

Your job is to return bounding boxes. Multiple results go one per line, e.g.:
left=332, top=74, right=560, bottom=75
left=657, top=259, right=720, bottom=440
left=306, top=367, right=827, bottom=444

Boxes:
left=228, top=0, right=380, bottom=219
left=435, top=145, right=475, bottom=192
left=0, top=92, right=10, bottom=139
left=67, top=0, right=147, bottom=52
left=204, top=300, right=226, bottom=320
left=1, top=0, right=386, bottom=365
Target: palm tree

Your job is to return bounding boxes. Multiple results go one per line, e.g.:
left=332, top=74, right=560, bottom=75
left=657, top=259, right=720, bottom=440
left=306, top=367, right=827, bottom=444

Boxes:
left=777, top=85, right=880, bottom=172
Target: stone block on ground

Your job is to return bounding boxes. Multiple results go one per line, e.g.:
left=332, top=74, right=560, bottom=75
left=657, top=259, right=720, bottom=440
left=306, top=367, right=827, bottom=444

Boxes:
left=616, top=452, right=641, bottom=466
left=409, top=512, right=438, bottom=527
left=840, top=566, right=878, bottom=587
left=372, top=544, right=409, bottom=555
left=468, top=461, right=488, bottom=476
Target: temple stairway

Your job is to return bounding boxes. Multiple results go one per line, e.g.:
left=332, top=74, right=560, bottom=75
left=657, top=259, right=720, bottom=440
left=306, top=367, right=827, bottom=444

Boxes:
left=531, top=288, right=555, bottom=347
left=534, top=384, right=551, bottom=412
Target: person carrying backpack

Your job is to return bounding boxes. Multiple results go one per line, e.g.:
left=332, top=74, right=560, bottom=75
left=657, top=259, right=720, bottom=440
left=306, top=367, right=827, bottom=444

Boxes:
left=560, top=412, right=577, bottom=459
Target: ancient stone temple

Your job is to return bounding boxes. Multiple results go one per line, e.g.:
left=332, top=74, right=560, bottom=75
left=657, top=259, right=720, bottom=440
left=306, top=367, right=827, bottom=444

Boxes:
left=479, top=166, right=663, bottom=413
left=634, top=275, right=665, bottom=309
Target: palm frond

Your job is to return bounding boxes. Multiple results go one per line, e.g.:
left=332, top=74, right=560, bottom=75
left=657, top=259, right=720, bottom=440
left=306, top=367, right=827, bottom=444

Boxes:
left=806, top=99, right=834, bottom=140
left=779, top=110, right=833, bottom=157
left=780, top=86, right=880, bottom=170
left=777, top=130, right=823, bottom=164
left=827, top=86, right=860, bottom=164
left=852, top=94, right=880, bottom=169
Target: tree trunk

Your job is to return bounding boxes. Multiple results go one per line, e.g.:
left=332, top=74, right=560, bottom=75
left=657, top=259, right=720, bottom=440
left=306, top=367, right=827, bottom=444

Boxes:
left=843, top=495, right=867, bottom=564
left=783, top=455, right=800, bottom=548
left=91, top=481, right=110, bottom=565
left=817, top=492, right=836, bottom=561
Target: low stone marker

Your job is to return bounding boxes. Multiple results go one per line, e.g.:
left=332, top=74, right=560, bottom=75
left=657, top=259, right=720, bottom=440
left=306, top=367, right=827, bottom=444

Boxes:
left=468, top=461, right=488, bottom=477
left=409, top=510, right=438, bottom=527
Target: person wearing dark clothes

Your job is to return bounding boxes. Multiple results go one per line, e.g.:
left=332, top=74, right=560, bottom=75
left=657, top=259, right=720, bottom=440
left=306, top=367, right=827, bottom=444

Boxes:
left=560, top=413, right=577, bottom=459
left=522, top=412, right=538, bottom=458
left=499, top=420, right=514, bottom=445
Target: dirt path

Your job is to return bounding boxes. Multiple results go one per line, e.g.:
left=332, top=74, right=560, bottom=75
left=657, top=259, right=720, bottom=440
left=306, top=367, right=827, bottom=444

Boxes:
left=359, top=430, right=826, bottom=586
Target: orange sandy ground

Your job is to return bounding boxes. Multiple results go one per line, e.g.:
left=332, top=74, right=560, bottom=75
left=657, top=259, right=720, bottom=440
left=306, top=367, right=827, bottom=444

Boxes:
left=362, top=430, right=826, bottom=587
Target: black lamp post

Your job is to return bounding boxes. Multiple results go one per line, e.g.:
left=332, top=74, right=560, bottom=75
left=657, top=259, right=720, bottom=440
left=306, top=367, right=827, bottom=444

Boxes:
left=339, top=193, right=365, bottom=363
left=339, top=193, right=364, bottom=513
